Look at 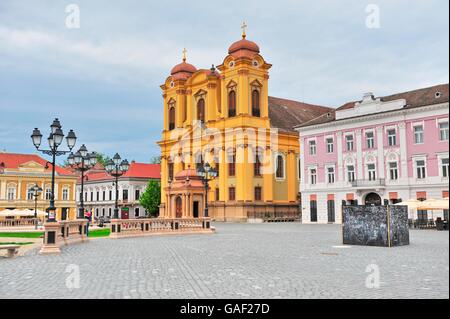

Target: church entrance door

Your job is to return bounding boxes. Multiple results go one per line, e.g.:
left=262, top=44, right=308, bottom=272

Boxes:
left=175, top=196, right=182, bottom=218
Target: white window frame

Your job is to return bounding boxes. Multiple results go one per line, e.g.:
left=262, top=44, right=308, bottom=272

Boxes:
left=326, top=165, right=336, bottom=184
left=388, top=161, right=399, bottom=180
left=437, top=154, right=449, bottom=179
left=62, top=187, right=69, bottom=201
left=345, top=134, right=354, bottom=152
left=367, top=163, right=376, bottom=181
left=309, top=167, right=318, bottom=185
left=325, top=136, right=334, bottom=153
left=347, top=165, right=355, bottom=182
left=438, top=121, right=449, bottom=141
left=7, top=184, right=16, bottom=201
left=365, top=130, right=375, bottom=149
left=387, top=128, right=397, bottom=146
left=308, top=140, right=317, bottom=156
left=413, top=156, right=427, bottom=179
left=413, top=124, right=424, bottom=144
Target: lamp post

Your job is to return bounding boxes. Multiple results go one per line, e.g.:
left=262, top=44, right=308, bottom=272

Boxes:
left=105, top=153, right=130, bottom=219
left=196, top=162, right=218, bottom=218
left=31, top=184, right=43, bottom=229
left=31, top=118, right=77, bottom=222
left=67, top=145, right=98, bottom=219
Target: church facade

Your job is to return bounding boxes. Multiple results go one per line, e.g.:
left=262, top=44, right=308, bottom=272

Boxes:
left=158, top=27, right=332, bottom=221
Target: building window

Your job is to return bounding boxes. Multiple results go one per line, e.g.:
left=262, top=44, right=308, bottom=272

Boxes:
left=309, top=140, right=316, bottom=155
left=254, top=150, right=262, bottom=176
left=347, top=165, right=355, bottom=182
left=327, top=200, right=335, bottom=223
left=95, top=208, right=99, bottom=217
left=168, top=106, right=176, bottom=130
left=109, top=190, right=112, bottom=201
left=7, top=186, right=16, bottom=200
left=442, top=158, right=449, bottom=178
left=123, top=189, right=129, bottom=201
left=326, top=137, right=334, bottom=153
left=228, top=187, right=236, bottom=201
left=85, top=192, right=87, bottom=201
left=135, top=189, right=140, bottom=200
left=252, top=89, right=260, bottom=117
left=197, top=98, right=205, bottom=123
left=387, top=129, right=397, bottom=146
left=102, top=191, right=106, bottom=201
left=135, top=208, right=140, bottom=217
left=414, top=125, right=424, bottom=144
left=228, top=152, right=236, bottom=177
left=62, top=188, right=69, bottom=201
left=109, top=208, right=112, bottom=217
left=327, top=167, right=335, bottom=184
left=275, top=154, right=285, bottom=179
left=168, top=162, right=174, bottom=182
left=389, top=162, right=398, bottom=180
left=416, top=160, right=426, bottom=179
left=366, top=131, right=374, bottom=149
left=310, top=168, right=317, bottom=185
left=90, top=192, right=93, bottom=201
left=310, top=200, right=318, bottom=222
left=96, top=191, right=100, bottom=201
left=346, top=135, right=354, bottom=151
left=228, top=90, right=236, bottom=117
left=215, top=188, right=220, bottom=201
left=298, top=158, right=301, bottom=180
left=27, top=188, right=34, bottom=200
left=439, top=122, right=449, bottom=141
left=367, top=164, right=376, bottom=181
left=46, top=188, right=52, bottom=200
left=102, top=208, right=106, bottom=216
left=254, top=186, right=262, bottom=201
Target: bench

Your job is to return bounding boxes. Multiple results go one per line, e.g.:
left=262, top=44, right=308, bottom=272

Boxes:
left=0, top=245, right=20, bottom=258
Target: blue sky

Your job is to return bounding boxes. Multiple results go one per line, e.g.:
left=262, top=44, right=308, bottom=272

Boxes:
left=0, top=0, right=448, bottom=163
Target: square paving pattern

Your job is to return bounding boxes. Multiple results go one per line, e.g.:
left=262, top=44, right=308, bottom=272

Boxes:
left=0, top=223, right=448, bottom=299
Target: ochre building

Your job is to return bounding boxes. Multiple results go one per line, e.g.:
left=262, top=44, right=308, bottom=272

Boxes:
left=158, top=29, right=331, bottom=221
left=0, top=152, right=78, bottom=220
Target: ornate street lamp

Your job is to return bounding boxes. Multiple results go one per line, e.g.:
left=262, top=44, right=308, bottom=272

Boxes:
left=104, top=153, right=130, bottom=219
left=30, top=184, right=43, bottom=229
left=196, top=162, right=218, bottom=218
left=67, top=145, right=98, bottom=219
left=31, top=118, right=77, bottom=222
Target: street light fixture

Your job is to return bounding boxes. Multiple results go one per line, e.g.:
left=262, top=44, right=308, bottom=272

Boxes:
left=31, top=118, right=77, bottom=222
left=31, top=184, right=43, bottom=229
left=196, top=162, right=218, bottom=217
left=104, top=153, right=130, bottom=219
left=67, top=145, right=98, bottom=219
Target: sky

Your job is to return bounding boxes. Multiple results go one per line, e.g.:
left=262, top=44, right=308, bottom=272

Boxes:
left=0, top=0, right=448, bottom=163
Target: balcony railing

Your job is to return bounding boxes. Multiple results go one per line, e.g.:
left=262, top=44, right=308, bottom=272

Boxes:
left=351, top=178, right=385, bottom=188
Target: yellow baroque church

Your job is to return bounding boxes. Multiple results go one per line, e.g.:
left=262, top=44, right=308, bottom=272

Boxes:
left=158, top=27, right=332, bottom=221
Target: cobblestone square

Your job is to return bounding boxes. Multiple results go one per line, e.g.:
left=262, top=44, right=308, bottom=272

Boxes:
left=0, top=223, right=448, bottom=299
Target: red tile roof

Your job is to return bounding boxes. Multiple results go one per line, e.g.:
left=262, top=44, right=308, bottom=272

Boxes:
left=84, top=162, right=161, bottom=182
left=0, top=152, right=75, bottom=176
left=297, top=83, right=449, bottom=128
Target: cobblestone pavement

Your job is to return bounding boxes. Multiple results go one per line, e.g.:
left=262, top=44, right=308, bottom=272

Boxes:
left=0, top=223, right=448, bottom=299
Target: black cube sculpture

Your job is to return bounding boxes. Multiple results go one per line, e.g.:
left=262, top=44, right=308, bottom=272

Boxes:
left=342, top=205, right=409, bottom=247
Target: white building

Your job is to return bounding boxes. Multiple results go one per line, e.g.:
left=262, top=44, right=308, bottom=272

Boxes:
left=77, top=161, right=161, bottom=219
left=296, top=84, right=449, bottom=224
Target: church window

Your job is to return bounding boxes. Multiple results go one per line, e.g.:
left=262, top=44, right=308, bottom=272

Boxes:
left=252, top=89, right=260, bottom=117
left=168, top=106, right=175, bottom=130
left=197, top=98, right=205, bottom=123
left=228, top=90, right=236, bottom=117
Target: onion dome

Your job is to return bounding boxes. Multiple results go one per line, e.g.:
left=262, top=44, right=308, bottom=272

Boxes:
left=170, top=48, right=197, bottom=80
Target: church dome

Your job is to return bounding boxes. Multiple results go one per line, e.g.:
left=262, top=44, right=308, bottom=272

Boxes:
left=170, top=61, right=197, bottom=75
left=228, top=38, right=260, bottom=55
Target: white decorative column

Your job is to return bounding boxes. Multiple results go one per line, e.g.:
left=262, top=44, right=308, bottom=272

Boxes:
left=355, top=129, right=363, bottom=180
left=336, top=132, right=343, bottom=182
left=299, top=137, right=306, bottom=191
left=376, top=126, right=385, bottom=179
left=398, top=122, right=408, bottom=180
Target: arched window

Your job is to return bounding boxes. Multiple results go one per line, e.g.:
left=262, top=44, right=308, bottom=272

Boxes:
left=276, top=154, right=285, bottom=179
left=197, top=98, right=205, bottom=123
left=228, top=90, right=236, bottom=117
left=168, top=107, right=175, bottom=130
left=252, top=89, right=260, bottom=117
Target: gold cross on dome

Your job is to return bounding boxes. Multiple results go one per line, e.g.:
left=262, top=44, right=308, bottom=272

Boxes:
left=182, top=48, right=187, bottom=62
left=241, top=21, right=247, bottom=38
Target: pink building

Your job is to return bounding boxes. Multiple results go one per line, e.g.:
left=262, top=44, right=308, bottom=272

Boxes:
left=296, top=84, right=449, bottom=224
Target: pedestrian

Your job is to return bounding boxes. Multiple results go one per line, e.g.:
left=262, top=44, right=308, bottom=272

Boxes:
left=85, top=210, right=92, bottom=236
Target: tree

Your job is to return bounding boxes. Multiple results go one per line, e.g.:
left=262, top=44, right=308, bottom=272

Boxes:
left=95, top=153, right=111, bottom=166
left=140, top=180, right=161, bottom=217
left=150, top=156, right=161, bottom=164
